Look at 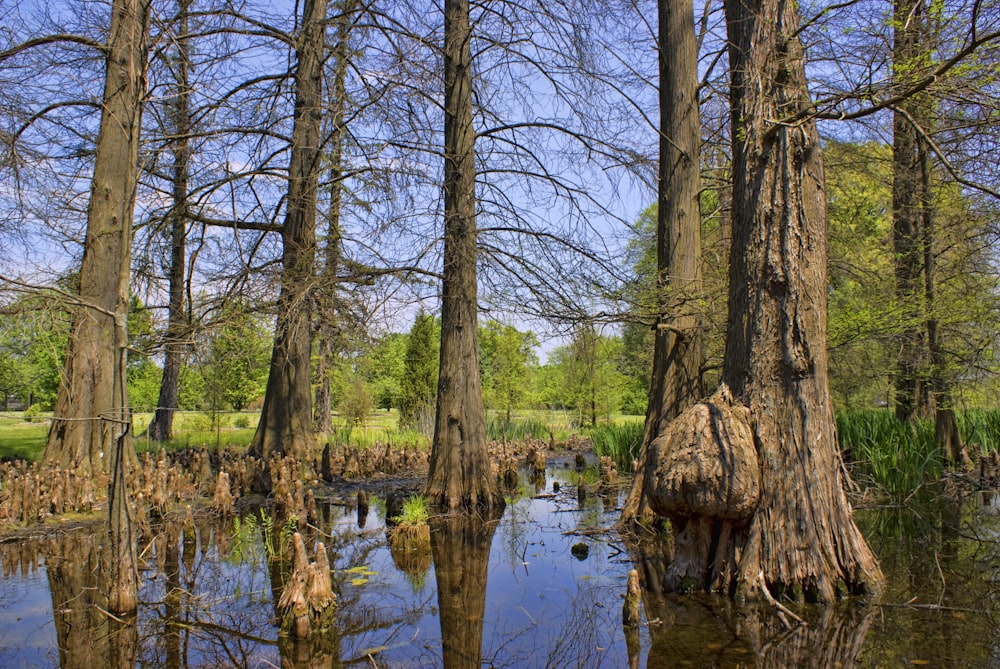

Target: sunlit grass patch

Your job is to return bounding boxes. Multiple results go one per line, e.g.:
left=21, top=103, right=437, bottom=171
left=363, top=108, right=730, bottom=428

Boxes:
left=590, top=421, right=644, bottom=473
left=837, top=411, right=940, bottom=499
left=0, top=413, right=48, bottom=461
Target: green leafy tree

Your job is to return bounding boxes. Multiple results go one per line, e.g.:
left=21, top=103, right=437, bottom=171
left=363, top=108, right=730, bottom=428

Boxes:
left=125, top=295, right=160, bottom=412
left=368, top=333, right=407, bottom=411
left=197, top=306, right=271, bottom=412
left=545, top=326, right=629, bottom=426
left=399, top=310, right=439, bottom=432
left=479, top=321, right=538, bottom=421
left=825, top=141, right=898, bottom=409
left=338, top=370, right=374, bottom=426
left=0, top=295, right=68, bottom=409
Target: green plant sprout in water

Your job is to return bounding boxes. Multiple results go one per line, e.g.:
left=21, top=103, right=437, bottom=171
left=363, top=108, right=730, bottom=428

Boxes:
left=391, top=495, right=429, bottom=526
left=228, top=509, right=299, bottom=565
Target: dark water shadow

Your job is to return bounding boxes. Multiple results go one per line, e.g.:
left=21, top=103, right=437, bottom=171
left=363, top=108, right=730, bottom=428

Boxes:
left=430, top=508, right=503, bottom=669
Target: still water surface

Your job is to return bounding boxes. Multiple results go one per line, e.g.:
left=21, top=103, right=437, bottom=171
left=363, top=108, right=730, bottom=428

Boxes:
left=0, top=464, right=997, bottom=668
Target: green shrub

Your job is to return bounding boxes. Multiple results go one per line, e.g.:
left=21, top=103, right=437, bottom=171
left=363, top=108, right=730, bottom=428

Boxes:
left=23, top=404, right=42, bottom=423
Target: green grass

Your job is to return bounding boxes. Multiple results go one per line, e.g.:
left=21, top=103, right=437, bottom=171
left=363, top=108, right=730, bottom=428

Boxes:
left=0, top=413, right=48, bottom=461
left=486, top=416, right=551, bottom=442
left=836, top=411, right=940, bottom=499
left=392, top=495, right=430, bottom=526
left=957, top=409, right=1000, bottom=453
left=589, top=421, right=645, bottom=473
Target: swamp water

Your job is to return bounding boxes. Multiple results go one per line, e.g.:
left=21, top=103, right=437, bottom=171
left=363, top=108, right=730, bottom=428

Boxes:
left=0, top=463, right=998, bottom=668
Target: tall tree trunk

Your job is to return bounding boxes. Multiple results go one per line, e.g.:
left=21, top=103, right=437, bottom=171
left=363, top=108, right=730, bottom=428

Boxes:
left=425, top=0, right=503, bottom=511
left=640, top=0, right=882, bottom=601
left=892, top=0, right=927, bottom=423
left=718, top=0, right=881, bottom=599
left=622, top=0, right=704, bottom=523
left=42, top=0, right=151, bottom=476
left=921, top=139, right=964, bottom=465
left=149, top=0, right=193, bottom=443
left=314, top=0, right=355, bottom=435
left=248, top=0, right=327, bottom=466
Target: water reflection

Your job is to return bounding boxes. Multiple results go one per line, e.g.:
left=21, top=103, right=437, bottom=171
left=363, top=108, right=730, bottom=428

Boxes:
left=431, top=510, right=502, bottom=669
left=2, top=471, right=1000, bottom=667
left=47, top=534, right=138, bottom=669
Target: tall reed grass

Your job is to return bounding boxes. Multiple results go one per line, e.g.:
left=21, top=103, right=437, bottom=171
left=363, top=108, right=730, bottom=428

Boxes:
left=957, top=410, right=1000, bottom=453
left=590, top=421, right=644, bottom=473
left=486, top=417, right=551, bottom=442
left=836, top=411, right=940, bottom=499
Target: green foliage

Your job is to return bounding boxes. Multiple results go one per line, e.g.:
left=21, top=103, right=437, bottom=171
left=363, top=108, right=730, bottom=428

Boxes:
left=0, top=294, right=67, bottom=409
left=127, top=357, right=163, bottom=412
left=957, top=410, right=1000, bottom=453
left=338, top=372, right=374, bottom=426
left=368, top=333, right=407, bottom=411
left=825, top=141, right=897, bottom=410
left=824, top=141, right=1000, bottom=411
left=398, top=310, right=439, bottom=432
left=619, top=205, right=657, bottom=411
left=229, top=512, right=261, bottom=564
left=590, top=421, right=644, bottom=472
left=195, top=303, right=271, bottom=412
left=391, top=495, right=429, bottom=526
left=542, top=326, right=631, bottom=426
left=228, top=509, right=298, bottom=565
left=837, top=411, right=941, bottom=499
left=23, top=404, right=42, bottom=423
left=261, top=508, right=298, bottom=560
left=479, top=321, right=538, bottom=420
left=486, top=416, right=550, bottom=441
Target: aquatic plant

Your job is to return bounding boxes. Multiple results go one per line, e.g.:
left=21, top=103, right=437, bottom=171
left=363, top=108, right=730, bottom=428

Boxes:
left=486, top=416, right=551, bottom=442
left=836, top=411, right=940, bottom=499
left=229, top=512, right=259, bottom=564
left=958, top=410, right=1000, bottom=453
left=590, top=422, right=644, bottom=473
left=391, top=495, right=429, bottom=526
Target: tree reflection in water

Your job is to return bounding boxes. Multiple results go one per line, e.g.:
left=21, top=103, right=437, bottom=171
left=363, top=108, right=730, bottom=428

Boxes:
left=4, top=474, right=1000, bottom=667
left=430, top=509, right=502, bottom=669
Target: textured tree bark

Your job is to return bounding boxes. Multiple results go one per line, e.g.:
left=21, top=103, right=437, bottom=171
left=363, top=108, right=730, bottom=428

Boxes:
left=149, top=0, right=193, bottom=443
left=249, top=0, right=327, bottom=466
left=892, top=0, right=928, bottom=423
left=42, top=0, right=151, bottom=475
left=640, top=0, right=883, bottom=601
left=425, top=0, right=503, bottom=511
left=719, top=0, right=882, bottom=599
left=621, top=0, right=704, bottom=524
left=314, top=0, right=356, bottom=435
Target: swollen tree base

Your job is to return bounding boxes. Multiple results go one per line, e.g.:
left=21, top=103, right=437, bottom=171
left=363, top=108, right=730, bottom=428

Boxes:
left=643, top=386, right=881, bottom=602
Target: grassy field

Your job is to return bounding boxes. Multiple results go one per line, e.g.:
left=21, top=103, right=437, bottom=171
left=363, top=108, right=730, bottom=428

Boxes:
left=0, top=407, right=646, bottom=461
left=0, top=413, right=49, bottom=461
left=8, top=407, right=995, bottom=494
